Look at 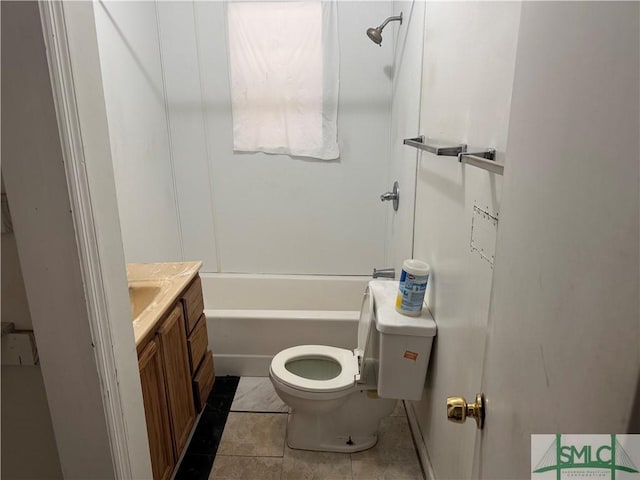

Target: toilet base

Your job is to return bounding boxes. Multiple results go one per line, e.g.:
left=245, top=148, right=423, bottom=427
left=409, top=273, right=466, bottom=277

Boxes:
left=285, top=389, right=397, bottom=453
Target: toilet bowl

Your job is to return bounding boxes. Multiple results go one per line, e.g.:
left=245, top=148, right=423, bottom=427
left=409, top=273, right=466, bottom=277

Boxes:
left=269, top=280, right=437, bottom=453
left=270, top=345, right=357, bottom=410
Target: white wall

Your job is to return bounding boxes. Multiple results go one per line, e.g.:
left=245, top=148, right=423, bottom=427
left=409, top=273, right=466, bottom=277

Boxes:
left=94, top=1, right=183, bottom=265
left=385, top=0, right=425, bottom=273
left=95, top=1, right=394, bottom=275
left=1, top=367, right=63, bottom=480
left=1, top=2, right=116, bottom=477
left=1, top=188, right=32, bottom=329
left=1, top=179, right=62, bottom=479
left=408, top=2, right=521, bottom=479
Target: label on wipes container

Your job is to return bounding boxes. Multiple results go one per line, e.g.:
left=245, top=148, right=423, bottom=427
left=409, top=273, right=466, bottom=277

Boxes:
left=395, top=270, right=429, bottom=315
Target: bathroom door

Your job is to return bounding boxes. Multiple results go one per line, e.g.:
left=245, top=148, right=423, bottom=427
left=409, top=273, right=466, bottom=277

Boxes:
left=384, top=1, right=425, bottom=273
left=472, top=3, right=639, bottom=478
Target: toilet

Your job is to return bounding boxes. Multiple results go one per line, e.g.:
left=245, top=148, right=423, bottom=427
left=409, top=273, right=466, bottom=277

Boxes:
left=269, top=280, right=437, bottom=453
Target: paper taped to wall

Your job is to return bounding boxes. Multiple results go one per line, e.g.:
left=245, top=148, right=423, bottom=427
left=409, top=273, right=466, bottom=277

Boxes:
left=227, top=1, right=339, bottom=160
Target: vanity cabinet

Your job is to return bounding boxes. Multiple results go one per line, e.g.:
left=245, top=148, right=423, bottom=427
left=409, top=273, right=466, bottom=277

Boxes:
left=138, top=339, right=174, bottom=480
left=181, top=276, right=204, bottom=333
left=193, top=350, right=215, bottom=410
left=137, top=274, right=213, bottom=480
left=157, top=305, right=196, bottom=456
left=182, top=277, right=215, bottom=411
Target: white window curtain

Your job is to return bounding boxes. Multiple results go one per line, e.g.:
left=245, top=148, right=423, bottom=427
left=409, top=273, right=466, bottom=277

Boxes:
left=227, top=1, right=339, bottom=160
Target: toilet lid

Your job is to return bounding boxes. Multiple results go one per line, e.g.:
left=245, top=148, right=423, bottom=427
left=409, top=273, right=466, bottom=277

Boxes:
left=270, top=345, right=358, bottom=393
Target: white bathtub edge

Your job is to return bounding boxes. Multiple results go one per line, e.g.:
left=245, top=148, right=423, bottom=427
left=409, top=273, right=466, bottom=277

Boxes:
left=205, top=309, right=360, bottom=321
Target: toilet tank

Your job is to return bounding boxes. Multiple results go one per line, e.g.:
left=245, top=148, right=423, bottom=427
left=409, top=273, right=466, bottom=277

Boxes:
left=369, top=281, right=437, bottom=401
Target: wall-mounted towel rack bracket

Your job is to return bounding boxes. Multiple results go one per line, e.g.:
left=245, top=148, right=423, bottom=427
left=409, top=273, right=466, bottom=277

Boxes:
left=458, top=149, right=504, bottom=175
left=459, top=149, right=495, bottom=161
left=403, top=136, right=467, bottom=157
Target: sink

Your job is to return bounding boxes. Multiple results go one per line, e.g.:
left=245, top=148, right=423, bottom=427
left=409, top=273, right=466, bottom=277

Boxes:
left=129, top=283, right=162, bottom=320
left=126, top=261, right=202, bottom=344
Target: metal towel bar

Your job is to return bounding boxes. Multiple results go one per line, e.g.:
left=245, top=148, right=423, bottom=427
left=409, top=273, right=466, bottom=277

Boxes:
left=403, top=136, right=504, bottom=175
left=403, top=136, right=467, bottom=156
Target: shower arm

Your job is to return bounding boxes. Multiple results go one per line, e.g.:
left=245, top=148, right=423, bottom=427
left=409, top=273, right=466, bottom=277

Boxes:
left=377, top=14, right=402, bottom=30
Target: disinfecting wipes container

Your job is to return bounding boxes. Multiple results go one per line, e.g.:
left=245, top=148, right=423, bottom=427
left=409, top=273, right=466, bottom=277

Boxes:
left=395, top=259, right=430, bottom=316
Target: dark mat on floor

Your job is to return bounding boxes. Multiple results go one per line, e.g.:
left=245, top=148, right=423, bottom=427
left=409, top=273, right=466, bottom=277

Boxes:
left=174, top=376, right=240, bottom=480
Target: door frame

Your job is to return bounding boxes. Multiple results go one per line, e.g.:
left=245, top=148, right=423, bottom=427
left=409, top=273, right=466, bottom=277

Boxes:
left=38, top=2, right=150, bottom=477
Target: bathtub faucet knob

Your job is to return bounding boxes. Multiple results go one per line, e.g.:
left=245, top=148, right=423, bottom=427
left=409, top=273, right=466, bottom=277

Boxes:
left=380, top=181, right=399, bottom=211
left=373, top=268, right=396, bottom=279
left=380, top=192, right=397, bottom=202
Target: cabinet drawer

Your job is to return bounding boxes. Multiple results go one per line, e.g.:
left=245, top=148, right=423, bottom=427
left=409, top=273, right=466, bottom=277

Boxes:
left=181, top=276, right=204, bottom=334
left=187, top=314, right=208, bottom=375
left=193, top=350, right=215, bottom=411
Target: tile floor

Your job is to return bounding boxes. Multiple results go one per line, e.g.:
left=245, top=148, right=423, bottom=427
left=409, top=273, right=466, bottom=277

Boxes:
left=230, top=377, right=288, bottom=413
left=177, top=377, right=424, bottom=480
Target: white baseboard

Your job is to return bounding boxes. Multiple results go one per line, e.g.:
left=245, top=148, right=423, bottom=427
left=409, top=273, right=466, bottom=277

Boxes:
left=405, top=400, right=436, bottom=480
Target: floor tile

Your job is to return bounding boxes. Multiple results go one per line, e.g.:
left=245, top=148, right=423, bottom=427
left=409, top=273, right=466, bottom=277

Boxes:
left=217, top=412, right=287, bottom=457
left=390, top=401, right=405, bottom=417
left=209, top=455, right=283, bottom=480
left=178, top=376, right=422, bottom=480
left=174, top=453, right=215, bottom=480
left=350, top=416, right=417, bottom=464
left=351, top=457, right=422, bottom=480
left=231, top=377, right=288, bottom=413
left=349, top=415, right=423, bottom=479
left=281, top=446, right=352, bottom=480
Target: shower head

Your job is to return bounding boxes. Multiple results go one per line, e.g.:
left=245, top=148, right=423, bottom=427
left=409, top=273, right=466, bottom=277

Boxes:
left=366, top=12, right=402, bottom=46
left=366, top=27, right=383, bottom=45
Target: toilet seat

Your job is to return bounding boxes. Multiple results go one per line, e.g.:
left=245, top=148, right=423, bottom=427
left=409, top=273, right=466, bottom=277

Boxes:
left=270, top=345, right=359, bottom=393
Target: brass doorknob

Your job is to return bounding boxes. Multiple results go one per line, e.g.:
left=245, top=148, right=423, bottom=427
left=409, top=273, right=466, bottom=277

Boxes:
left=446, top=393, right=485, bottom=429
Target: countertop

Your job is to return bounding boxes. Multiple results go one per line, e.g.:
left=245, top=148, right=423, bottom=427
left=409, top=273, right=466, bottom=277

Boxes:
left=128, top=261, right=202, bottom=346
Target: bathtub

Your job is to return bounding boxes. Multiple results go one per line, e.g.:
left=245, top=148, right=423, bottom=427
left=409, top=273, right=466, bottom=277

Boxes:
left=202, top=273, right=371, bottom=376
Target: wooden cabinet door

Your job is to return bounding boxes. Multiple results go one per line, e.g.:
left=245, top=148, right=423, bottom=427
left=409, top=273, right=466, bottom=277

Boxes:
left=158, top=305, right=196, bottom=456
left=138, top=339, right=174, bottom=480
